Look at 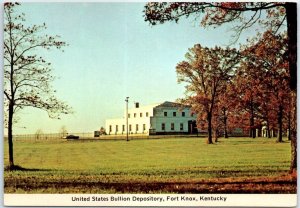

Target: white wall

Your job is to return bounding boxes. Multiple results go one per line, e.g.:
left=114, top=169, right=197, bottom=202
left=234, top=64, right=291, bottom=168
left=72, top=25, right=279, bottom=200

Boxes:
left=152, top=107, right=196, bottom=133
left=105, top=104, right=158, bottom=135
left=105, top=103, right=196, bottom=135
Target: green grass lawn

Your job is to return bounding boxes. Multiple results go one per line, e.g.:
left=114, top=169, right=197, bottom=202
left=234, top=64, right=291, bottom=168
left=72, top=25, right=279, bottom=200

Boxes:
left=4, top=137, right=295, bottom=193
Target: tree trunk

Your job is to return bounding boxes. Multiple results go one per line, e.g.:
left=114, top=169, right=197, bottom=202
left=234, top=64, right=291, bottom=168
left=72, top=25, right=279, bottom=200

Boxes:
left=207, top=112, right=213, bottom=144
left=289, top=91, right=297, bottom=172
left=285, top=3, right=297, bottom=91
left=249, top=111, right=256, bottom=138
left=287, top=110, right=291, bottom=141
left=214, top=129, right=219, bottom=143
left=286, top=4, right=297, bottom=172
left=277, top=105, right=283, bottom=143
left=266, top=120, right=271, bottom=138
left=224, top=126, right=228, bottom=138
left=267, top=128, right=271, bottom=138
left=290, top=130, right=297, bottom=173
left=8, top=101, right=14, bottom=169
left=223, top=108, right=228, bottom=138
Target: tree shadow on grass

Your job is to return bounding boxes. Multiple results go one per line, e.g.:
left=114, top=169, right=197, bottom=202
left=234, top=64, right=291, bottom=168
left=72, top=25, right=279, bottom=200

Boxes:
left=4, top=165, right=51, bottom=172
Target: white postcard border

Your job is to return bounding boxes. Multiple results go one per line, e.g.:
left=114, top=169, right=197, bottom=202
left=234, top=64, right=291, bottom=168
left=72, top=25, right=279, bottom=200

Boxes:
left=4, top=194, right=297, bottom=207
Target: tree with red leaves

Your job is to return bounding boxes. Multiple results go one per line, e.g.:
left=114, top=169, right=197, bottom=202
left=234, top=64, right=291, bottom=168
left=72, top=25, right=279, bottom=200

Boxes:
left=144, top=2, right=296, bottom=90
left=145, top=3, right=297, bottom=172
left=242, top=31, right=291, bottom=143
left=176, top=44, right=240, bottom=144
left=230, top=67, right=263, bottom=138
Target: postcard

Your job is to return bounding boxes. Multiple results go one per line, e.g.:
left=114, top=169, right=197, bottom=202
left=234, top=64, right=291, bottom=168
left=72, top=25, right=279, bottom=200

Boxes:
left=3, top=1, right=297, bottom=207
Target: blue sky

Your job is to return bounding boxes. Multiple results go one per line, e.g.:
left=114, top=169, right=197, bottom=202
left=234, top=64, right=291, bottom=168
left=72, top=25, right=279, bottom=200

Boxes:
left=8, top=2, right=264, bottom=134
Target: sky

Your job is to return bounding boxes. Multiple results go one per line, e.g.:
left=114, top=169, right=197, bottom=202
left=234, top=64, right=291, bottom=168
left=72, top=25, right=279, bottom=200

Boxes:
left=4, top=2, right=267, bottom=134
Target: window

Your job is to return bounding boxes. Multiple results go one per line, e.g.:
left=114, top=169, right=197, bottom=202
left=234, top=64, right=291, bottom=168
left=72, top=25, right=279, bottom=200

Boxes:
left=116, top=125, right=118, bottom=132
left=122, top=125, right=125, bottom=132
left=128, top=114, right=130, bottom=118
left=140, top=113, right=142, bottom=117
left=164, top=112, right=167, bottom=117
left=180, top=123, right=183, bottom=131
left=162, top=123, right=165, bottom=131
left=136, top=124, right=139, bottom=132
left=143, top=124, right=146, bottom=131
left=171, top=123, right=175, bottom=130
left=173, top=112, right=176, bottom=117
left=146, top=112, right=149, bottom=117
left=109, top=125, right=112, bottom=132
left=134, top=113, right=136, bottom=118
left=182, top=112, right=185, bottom=117
left=129, top=124, right=132, bottom=131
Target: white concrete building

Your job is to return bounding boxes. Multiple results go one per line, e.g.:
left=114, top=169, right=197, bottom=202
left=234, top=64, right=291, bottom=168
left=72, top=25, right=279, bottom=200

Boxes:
left=105, top=101, right=197, bottom=135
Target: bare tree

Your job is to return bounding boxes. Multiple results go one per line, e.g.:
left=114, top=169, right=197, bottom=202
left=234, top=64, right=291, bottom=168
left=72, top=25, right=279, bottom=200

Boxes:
left=59, top=126, right=68, bottom=138
left=4, top=3, right=72, bottom=170
left=35, top=129, right=44, bottom=140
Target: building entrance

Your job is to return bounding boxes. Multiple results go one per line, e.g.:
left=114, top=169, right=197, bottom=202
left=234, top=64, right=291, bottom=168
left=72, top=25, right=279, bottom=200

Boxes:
left=188, top=120, right=197, bottom=134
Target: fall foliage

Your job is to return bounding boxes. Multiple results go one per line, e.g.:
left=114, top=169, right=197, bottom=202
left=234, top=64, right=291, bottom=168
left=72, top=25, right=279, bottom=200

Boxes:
left=176, top=44, right=240, bottom=144
left=145, top=2, right=297, bottom=172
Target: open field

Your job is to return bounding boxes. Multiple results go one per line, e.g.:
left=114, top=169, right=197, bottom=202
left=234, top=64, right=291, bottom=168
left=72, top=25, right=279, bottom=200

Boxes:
left=4, top=137, right=296, bottom=193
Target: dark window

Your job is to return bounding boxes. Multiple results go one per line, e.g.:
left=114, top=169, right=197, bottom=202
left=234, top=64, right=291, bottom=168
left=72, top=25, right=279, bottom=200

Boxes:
left=180, top=123, right=183, bottom=131
left=164, top=112, right=167, bottom=117
left=162, top=123, right=165, bottom=131
left=146, top=112, right=149, bottom=117
left=136, top=124, right=139, bottom=131
left=182, top=112, right=185, bottom=117
left=128, top=114, right=130, bottom=118
left=171, top=123, right=175, bottom=130
left=116, top=125, right=118, bottom=132
left=173, top=112, right=176, bottom=117
left=122, top=125, right=125, bottom=132
left=143, top=124, right=146, bottom=131
left=109, top=125, right=112, bottom=132
left=129, top=124, right=132, bottom=131
left=140, top=113, right=142, bottom=117
left=134, top=113, right=136, bottom=118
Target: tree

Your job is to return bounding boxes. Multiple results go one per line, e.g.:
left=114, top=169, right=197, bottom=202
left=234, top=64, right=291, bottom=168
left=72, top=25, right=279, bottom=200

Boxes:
left=59, top=126, right=68, bottom=138
left=144, top=2, right=297, bottom=172
left=211, top=103, right=224, bottom=142
left=4, top=3, right=72, bottom=170
left=232, top=58, right=267, bottom=138
left=100, top=127, right=107, bottom=135
left=241, top=31, right=290, bottom=142
left=144, top=2, right=296, bottom=90
left=215, top=91, right=234, bottom=138
left=35, top=129, right=44, bottom=140
left=176, top=44, right=240, bottom=144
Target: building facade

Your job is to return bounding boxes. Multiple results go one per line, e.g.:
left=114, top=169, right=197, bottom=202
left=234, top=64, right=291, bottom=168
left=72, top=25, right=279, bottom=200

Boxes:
left=105, top=101, right=197, bottom=135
